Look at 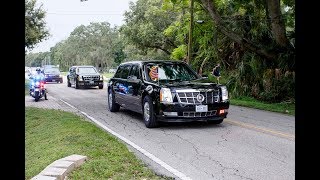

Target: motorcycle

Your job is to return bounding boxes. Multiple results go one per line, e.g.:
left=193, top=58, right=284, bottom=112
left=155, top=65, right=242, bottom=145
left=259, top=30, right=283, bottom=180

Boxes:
left=29, top=76, right=47, bottom=102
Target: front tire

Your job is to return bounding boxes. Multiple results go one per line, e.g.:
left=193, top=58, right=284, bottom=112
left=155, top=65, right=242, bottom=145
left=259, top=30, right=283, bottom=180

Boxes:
left=34, top=91, right=39, bottom=102
left=75, top=80, right=80, bottom=89
left=108, top=89, right=120, bottom=112
left=143, top=96, right=159, bottom=128
left=67, top=78, right=71, bottom=87
left=99, top=84, right=103, bottom=89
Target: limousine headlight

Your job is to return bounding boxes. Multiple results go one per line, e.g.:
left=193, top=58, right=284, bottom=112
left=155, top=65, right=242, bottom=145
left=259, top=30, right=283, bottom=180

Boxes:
left=160, top=88, right=173, bottom=103
left=220, top=86, right=228, bottom=101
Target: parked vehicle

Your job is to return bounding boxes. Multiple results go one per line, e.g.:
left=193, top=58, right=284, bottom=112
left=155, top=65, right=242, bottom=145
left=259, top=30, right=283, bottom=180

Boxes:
left=29, top=75, right=47, bottom=102
left=67, top=65, right=104, bottom=89
left=107, top=60, right=230, bottom=128
left=43, top=67, right=63, bottom=83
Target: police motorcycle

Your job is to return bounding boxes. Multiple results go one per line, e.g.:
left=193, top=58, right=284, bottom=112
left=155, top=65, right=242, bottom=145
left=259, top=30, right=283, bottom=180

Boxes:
left=29, top=72, right=48, bottom=102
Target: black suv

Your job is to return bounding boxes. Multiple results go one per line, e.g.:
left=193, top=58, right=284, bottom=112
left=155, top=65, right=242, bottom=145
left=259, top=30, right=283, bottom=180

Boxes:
left=67, top=65, right=104, bottom=89
left=107, top=60, right=229, bottom=128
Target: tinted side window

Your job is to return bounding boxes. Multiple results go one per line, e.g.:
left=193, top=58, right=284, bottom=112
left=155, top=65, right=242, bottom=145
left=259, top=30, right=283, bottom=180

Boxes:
left=114, top=66, right=125, bottom=78
left=129, top=64, right=141, bottom=79
left=120, top=64, right=132, bottom=79
left=114, top=64, right=132, bottom=79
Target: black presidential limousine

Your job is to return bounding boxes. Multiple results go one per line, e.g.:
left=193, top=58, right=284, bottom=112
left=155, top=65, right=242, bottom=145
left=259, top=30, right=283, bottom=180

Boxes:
left=107, top=60, right=229, bottom=128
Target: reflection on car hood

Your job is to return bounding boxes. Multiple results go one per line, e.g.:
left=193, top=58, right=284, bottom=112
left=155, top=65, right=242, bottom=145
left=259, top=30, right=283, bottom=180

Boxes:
left=162, top=78, right=220, bottom=91
left=45, top=73, right=60, bottom=75
left=78, top=73, right=101, bottom=76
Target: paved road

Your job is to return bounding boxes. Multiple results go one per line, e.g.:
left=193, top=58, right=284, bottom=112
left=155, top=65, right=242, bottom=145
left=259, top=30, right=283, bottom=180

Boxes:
left=26, top=76, right=295, bottom=180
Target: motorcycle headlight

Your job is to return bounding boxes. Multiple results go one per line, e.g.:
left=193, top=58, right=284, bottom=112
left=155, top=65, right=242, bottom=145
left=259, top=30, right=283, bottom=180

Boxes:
left=160, top=88, right=173, bottom=103
left=220, top=86, right=228, bottom=101
left=35, top=82, right=40, bottom=86
left=100, top=75, right=103, bottom=80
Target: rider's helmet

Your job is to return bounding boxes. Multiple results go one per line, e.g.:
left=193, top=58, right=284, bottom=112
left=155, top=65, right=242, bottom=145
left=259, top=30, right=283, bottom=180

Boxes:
left=36, top=68, right=41, bottom=73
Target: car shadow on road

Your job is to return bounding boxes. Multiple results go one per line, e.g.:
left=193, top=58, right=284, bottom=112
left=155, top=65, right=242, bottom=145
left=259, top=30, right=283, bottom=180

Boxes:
left=69, top=86, right=102, bottom=90
left=119, top=108, right=227, bottom=130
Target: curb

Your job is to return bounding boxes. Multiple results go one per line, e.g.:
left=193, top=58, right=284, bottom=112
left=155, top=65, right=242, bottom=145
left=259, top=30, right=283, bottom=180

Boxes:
left=31, top=154, right=87, bottom=180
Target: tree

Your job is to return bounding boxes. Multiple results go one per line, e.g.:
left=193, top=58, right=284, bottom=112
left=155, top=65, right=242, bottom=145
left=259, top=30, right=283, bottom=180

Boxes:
left=121, top=0, right=178, bottom=58
left=25, top=0, right=49, bottom=51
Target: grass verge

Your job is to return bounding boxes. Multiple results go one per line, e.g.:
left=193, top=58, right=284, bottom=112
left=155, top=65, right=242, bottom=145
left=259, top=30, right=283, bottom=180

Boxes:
left=25, top=107, right=172, bottom=180
left=230, top=96, right=295, bottom=116
left=60, top=71, right=68, bottom=76
left=103, top=73, right=115, bottom=79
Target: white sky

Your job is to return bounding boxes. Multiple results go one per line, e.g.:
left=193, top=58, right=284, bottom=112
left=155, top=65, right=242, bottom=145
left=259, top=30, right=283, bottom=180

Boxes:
left=30, top=0, right=137, bottom=53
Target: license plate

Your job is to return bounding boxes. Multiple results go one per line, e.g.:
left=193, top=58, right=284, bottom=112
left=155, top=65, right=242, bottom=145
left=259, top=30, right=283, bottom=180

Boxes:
left=89, top=81, right=94, bottom=84
left=196, top=105, right=208, bottom=112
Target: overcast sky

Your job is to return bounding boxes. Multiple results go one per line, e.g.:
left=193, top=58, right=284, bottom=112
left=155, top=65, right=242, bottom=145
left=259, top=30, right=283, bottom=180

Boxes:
left=31, top=0, right=137, bottom=53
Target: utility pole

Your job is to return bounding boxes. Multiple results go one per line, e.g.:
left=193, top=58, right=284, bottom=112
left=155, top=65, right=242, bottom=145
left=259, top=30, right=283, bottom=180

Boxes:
left=187, top=0, right=194, bottom=64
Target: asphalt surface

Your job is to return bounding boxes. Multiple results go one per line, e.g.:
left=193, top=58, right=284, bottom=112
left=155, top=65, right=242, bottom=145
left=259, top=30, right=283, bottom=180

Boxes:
left=25, top=76, right=295, bottom=180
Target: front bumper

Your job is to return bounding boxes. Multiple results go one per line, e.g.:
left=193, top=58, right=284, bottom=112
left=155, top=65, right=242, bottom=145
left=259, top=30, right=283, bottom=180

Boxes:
left=155, top=102, right=229, bottom=122
left=78, top=80, right=103, bottom=86
left=45, top=77, right=62, bottom=82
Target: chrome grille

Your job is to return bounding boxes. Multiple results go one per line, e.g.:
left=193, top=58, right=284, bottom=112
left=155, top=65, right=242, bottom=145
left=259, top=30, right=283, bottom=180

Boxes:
left=183, top=110, right=217, bottom=117
left=176, top=89, right=219, bottom=104
left=82, top=76, right=100, bottom=81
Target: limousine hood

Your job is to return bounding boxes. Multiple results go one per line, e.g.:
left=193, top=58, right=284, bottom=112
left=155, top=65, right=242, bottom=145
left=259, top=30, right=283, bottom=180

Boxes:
left=162, top=78, right=221, bottom=91
left=78, top=72, right=101, bottom=76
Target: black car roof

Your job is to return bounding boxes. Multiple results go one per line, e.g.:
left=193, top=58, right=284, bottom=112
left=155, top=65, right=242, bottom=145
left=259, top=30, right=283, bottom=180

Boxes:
left=120, top=60, right=185, bottom=66
left=70, top=65, right=95, bottom=68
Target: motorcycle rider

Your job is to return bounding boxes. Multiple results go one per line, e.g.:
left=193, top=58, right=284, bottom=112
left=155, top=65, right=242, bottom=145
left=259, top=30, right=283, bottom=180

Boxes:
left=30, top=68, right=48, bottom=100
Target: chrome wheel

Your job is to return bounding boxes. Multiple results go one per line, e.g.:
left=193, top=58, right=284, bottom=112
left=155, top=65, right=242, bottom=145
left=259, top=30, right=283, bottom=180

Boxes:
left=144, top=102, right=150, bottom=122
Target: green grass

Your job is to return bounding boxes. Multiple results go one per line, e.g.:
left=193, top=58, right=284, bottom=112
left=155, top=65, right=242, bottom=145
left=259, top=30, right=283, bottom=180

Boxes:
left=230, top=96, right=295, bottom=116
left=25, top=107, right=172, bottom=180
left=60, top=71, right=68, bottom=76
left=103, top=73, right=115, bottom=78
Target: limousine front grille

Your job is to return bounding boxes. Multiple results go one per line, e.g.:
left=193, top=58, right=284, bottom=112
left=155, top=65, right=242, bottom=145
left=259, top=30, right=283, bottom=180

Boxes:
left=82, top=76, right=100, bottom=81
left=176, top=90, right=219, bottom=104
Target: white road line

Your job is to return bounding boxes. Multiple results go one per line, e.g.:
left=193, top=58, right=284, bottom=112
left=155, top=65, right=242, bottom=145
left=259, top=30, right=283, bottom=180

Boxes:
left=60, top=99, right=192, bottom=180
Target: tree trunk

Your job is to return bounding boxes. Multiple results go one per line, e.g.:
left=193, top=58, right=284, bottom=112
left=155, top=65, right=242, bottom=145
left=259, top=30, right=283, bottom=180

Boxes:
left=199, top=0, right=277, bottom=60
left=198, top=57, right=208, bottom=75
left=266, top=0, right=290, bottom=48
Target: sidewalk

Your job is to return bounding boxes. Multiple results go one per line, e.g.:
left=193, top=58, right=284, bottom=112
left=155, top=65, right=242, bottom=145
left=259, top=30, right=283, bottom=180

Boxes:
left=25, top=93, right=83, bottom=118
